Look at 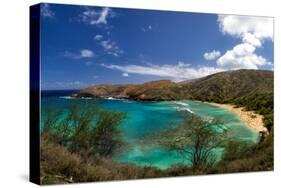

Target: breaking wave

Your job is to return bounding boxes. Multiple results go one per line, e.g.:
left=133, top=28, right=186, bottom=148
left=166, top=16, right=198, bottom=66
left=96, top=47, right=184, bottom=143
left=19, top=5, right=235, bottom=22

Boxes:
left=173, top=101, right=194, bottom=114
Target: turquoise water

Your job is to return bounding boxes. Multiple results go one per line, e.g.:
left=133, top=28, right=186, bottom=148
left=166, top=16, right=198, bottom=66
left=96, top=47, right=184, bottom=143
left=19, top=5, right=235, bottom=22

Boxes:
left=42, top=90, right=259, bottom=169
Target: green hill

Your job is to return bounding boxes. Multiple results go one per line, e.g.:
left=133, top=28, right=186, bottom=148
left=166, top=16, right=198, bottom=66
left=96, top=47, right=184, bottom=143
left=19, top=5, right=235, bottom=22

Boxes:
left=180, top=69, right=273, bottom=103
left=74, top=69, right=273, bottom=103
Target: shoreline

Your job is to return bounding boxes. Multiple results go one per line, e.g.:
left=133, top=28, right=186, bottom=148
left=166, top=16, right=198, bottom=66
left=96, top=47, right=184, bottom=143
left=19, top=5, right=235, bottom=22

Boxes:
left=206, top=102, right=268, bottom=134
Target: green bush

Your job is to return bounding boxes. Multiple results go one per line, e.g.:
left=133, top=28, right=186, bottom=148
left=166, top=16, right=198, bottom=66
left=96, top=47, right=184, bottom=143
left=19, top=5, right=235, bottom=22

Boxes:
left=222, top=140, right=254, bottom=162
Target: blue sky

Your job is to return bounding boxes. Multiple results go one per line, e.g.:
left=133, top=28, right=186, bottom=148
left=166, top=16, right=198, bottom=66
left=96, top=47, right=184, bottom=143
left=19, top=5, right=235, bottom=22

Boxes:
left=40, top=3, right=274, bottom=90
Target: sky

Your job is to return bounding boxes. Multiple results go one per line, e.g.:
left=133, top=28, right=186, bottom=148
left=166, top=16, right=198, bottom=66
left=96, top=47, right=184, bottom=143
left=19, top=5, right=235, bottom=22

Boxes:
left=40, top=3, right=274, bottom=90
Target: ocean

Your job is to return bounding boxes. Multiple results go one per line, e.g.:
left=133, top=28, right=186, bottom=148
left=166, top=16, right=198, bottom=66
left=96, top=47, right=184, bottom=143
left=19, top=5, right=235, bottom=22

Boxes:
left=41, top=90, right=259, bottom=169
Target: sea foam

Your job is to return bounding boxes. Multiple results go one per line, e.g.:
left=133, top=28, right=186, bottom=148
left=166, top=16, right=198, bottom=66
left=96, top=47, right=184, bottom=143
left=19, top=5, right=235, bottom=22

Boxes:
left=173, top=101, right=194, bottom=114
left=59, top=96, right=92, bottom=100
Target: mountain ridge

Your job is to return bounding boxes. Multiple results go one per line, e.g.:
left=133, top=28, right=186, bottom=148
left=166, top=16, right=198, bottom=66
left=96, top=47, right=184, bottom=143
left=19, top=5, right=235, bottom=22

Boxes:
left=73, top=69, right=273, bottom=102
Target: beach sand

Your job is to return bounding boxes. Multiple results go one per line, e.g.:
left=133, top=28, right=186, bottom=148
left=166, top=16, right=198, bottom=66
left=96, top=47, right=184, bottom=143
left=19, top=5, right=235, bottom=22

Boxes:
left=207, top=102, right=268, bottom=134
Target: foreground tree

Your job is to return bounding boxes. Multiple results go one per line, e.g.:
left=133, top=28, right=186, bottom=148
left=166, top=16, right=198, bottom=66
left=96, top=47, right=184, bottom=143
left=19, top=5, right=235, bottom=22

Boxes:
left=152, top=115, right=227, bottom=169
left=91, top=111, right=125, bottom=157
left=41, top=102, right=126, bottom=160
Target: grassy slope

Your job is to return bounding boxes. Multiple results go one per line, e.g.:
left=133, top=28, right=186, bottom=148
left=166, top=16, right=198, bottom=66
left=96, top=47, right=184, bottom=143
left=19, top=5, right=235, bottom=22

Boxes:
left=180, top=69, right=273, bottom=102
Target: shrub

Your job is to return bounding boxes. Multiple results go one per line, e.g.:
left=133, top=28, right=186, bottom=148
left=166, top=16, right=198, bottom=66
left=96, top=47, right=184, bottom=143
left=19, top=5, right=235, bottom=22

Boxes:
left=40, top=135, right=81, bottom=179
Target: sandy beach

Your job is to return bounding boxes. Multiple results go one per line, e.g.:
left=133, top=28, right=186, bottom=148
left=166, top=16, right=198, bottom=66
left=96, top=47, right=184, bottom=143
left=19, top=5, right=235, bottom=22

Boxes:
left=207, top=102, right=268, bottom=134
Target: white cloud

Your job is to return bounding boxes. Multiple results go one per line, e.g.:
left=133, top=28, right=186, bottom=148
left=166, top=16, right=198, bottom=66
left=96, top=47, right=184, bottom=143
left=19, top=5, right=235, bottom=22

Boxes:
left=102, top=63, right=224, bottom=82
left=217, top=43, right=270, bottom=69
left=204, top=50, right=221, bottom=60
left=217, top=15, right=273, bottom=41
left=177, top=61, right=190, bottom=67
left=217, top=15, right=273, bottom=70
left=242, top=33, right=262, bottom=47
left=100, top=39, right=123, bottom=57
left=64, top=49, right=94, bottom=59
left=80, top=7, right=113, bottom=25
left=122, top=73, right=129, bottom=77
left=232, top=43, right=256, bottom=56
left=41, top=3, right=55, bottom=18
left=94, top=34, right=103, bottom=41
left=80, top=49, right=94, bottom=57
left=54, top=81, right=83, bottom=89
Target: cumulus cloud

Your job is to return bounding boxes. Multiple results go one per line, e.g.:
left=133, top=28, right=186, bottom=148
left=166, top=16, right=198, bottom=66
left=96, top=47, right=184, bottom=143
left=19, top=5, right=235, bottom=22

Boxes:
left=217, top=43, right=270, bottom=69
left=102, top=62, right=224, bottom=82
left=79, top=7, right=113, bottom=25
left=217, top=15, right=273, bottom=41
left=242, top=33, right=262, bottom=47
left=204, top=50, right=221, bottom=60
left=64, top=49, right=94, bottom=59
left=217, top=15, right=273, bottom=70
left=41, top=3, right=55, bottom=18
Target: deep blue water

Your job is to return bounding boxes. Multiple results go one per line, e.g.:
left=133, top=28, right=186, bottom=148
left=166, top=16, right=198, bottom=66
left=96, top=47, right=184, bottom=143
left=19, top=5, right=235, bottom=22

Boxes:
left=41, top=90, right=259, bottom=169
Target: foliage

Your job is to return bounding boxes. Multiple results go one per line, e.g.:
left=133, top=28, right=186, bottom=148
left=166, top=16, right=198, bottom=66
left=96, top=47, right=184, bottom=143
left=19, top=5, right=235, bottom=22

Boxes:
left=221, top=140, right=254, bottom=162
left=41, top=102, right=125, bottom=159
left=40, top=135, right=164, bottom=185
left=209, top=131, right=273, bottom=174
left=152, top=115, right=227, bottom=168
left=91, top=111, right=125, bottom=157
left=233, top=92, right=273, bottom=131
left=41, top=134, right=81, bottom=179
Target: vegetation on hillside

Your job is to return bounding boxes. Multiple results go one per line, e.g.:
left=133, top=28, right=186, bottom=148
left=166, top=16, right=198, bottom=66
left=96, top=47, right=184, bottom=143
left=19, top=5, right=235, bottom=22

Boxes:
left=74, top=80, right=184, bottom=101
left=74, top=69, right=273, bottom=104
left=232, top=92, right=274, bottom=131
left=180, top=70, right=272, bottom=101
left=180, top=69, right=274, bottom=134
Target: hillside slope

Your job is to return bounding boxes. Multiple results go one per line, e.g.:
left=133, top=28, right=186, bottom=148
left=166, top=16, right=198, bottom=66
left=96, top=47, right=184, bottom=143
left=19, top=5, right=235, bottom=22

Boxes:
left=180, top=69, right=273, bottom=102
left=73, top=80, right=183, bottom=101
left=179, top=69, right=274, bottom=130
left=74, top=69, right=273, bottom=102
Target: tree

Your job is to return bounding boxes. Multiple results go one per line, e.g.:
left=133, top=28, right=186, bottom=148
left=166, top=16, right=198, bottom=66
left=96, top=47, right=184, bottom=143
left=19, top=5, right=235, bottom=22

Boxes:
left=91, top=111, right=125, bottom=157
left=153, top=115, right=227, bottom=169
left=41, top=102, right=126, bottom=160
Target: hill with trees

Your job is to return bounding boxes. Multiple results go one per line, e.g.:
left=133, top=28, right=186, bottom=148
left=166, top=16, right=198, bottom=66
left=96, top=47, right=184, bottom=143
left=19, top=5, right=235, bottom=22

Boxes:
left=74, top=69, right=273, bottom=102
